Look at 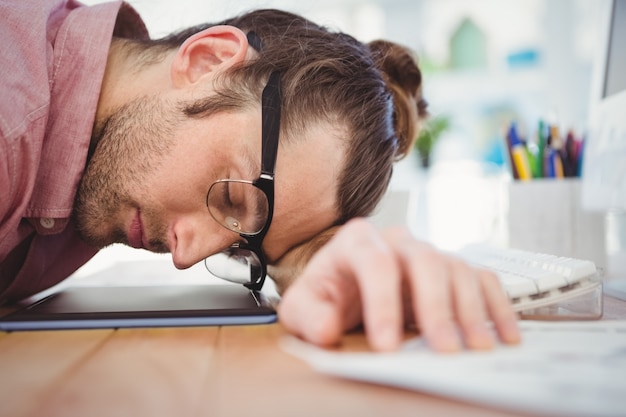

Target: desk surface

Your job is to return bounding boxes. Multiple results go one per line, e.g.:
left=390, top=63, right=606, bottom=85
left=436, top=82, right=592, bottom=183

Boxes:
left=1, top=295, right=625, bottom=417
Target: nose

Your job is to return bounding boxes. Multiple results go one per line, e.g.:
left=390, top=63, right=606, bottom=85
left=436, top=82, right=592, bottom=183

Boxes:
left=170, top=217, right=238, bottom=269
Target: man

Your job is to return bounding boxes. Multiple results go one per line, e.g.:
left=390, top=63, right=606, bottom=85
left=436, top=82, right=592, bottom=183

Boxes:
left=1, top=0, right=520, bottom=352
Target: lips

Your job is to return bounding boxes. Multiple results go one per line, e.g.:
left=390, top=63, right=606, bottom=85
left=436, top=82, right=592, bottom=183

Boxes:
left=128, top=210, right=144, bottom=249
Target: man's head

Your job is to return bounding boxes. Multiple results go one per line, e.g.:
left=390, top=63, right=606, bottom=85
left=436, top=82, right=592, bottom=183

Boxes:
left=74, top=9, right=426, bottom=271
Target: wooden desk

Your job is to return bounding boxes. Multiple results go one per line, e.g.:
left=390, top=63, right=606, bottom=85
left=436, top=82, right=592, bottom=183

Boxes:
left=1, top=295, right=624, bottom=417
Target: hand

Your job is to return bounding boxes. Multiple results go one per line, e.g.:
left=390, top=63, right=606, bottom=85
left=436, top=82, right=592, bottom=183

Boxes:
left=278, top=218, right=521, bottom=352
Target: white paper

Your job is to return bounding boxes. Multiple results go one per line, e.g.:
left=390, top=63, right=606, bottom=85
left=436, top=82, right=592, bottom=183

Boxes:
left=283, top=321, right=626, bottom=417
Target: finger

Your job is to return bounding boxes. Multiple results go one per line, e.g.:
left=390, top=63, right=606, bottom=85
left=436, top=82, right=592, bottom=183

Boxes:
left=279, top=219, right=404, bottom=351
left=278, top=278, right=346, bottom=347
left=383, top=229, right=461, bottom=353
left=278, top=238, right=360, bottom=347
left=478, top=269, right=521, bottom=345
left=448, top=259, right=495, bottom=350
left=337, top=220, right=404, bottom=351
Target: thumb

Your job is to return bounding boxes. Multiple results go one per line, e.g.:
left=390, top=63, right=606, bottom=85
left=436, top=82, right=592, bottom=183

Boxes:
left=278, top=282, right=345, bottom=347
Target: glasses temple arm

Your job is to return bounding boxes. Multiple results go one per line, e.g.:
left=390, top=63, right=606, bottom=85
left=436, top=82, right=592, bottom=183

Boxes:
left=260, top=71, right=281, bottom=177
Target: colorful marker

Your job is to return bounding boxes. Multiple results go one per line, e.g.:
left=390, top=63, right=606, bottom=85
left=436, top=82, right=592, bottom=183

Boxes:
left=508, top=123, right=532, bottom=181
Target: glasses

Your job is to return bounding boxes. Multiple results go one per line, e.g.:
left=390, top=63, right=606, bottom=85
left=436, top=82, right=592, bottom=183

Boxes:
left=204, top=71, right=281, bottom=291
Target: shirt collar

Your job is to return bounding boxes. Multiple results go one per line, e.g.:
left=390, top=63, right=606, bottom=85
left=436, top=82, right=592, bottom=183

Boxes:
left=27, top=1, right=148, bottom=219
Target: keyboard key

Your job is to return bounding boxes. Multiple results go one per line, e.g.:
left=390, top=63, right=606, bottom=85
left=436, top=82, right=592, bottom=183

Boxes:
left=457, top=244, right=599, bottom=309
left=494, top=273, right=538, bottom=298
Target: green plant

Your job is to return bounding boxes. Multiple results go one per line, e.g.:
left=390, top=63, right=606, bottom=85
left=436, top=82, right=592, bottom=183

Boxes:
left=415, top=114, right=451, bottom=168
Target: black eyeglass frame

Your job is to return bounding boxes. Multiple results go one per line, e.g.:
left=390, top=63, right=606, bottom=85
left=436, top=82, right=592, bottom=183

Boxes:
left=205, top=70, right=281, bottom=291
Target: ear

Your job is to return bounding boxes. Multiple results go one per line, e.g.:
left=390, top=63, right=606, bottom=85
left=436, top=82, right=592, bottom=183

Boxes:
left=171, top=25, right=248, bottom=88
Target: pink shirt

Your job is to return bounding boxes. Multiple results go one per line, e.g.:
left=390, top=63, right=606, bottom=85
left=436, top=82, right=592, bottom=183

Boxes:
left=0, top=0, right=148, bottom=302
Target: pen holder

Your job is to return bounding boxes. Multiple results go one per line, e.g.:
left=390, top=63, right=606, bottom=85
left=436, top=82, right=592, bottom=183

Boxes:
left=506, top=178, right=607, bottom=269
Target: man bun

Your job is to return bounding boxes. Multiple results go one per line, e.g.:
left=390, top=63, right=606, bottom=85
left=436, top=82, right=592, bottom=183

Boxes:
left=368, top=40, right=428, bottom=160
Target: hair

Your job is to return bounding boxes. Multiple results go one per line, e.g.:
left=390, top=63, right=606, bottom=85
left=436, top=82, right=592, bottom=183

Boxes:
left=136, top=9, right=427, bottom=224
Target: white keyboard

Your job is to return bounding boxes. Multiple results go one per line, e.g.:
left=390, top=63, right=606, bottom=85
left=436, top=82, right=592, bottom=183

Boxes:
left=457, top=245, right=602, bottom=312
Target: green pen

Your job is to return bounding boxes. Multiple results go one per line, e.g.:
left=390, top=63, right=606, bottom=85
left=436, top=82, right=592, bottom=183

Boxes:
left=536, top=119, right=545, bottom=178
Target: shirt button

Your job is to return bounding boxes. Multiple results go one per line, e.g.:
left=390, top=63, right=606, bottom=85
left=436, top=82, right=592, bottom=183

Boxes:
left=40, top=218, right=55, bottom=229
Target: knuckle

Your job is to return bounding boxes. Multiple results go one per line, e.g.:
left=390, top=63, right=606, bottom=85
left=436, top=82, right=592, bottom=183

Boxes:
left=418, top=246, right=445, bottom=266
left=481, top=269, right=500, bottom=284
left=382, top=225, right=412, bottom=240
left=333, top=221, right=401, bottom=279
left=337, top=218, right=377, bottom=245
left=342, top=217, right=374, bottom=234
left=449, top=257, right=471, bottom=275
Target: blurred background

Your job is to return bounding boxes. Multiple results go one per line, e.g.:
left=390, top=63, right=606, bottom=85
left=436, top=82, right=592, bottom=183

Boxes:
left=77, top=0, right=608, bottom=279
left=83, top=0, right=600, bottom=173
left=83, top=0, right=601, bottom=167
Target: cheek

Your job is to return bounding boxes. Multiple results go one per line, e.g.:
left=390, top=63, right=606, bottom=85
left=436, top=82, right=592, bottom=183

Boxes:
left=141, top=140, right=226, bottom=216
left=146, top=166, right=208, bottom=213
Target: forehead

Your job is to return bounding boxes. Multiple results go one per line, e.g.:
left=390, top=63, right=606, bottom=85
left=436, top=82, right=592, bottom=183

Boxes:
left=279, top=118, right=348, bottom=174
left=262, top=120, right=346, bottom=260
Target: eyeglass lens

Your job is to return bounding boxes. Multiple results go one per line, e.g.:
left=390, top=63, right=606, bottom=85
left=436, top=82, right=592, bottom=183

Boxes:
left=207, top=180, right=269, bottom=235
left=204, top=248, right=264, bottom=284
